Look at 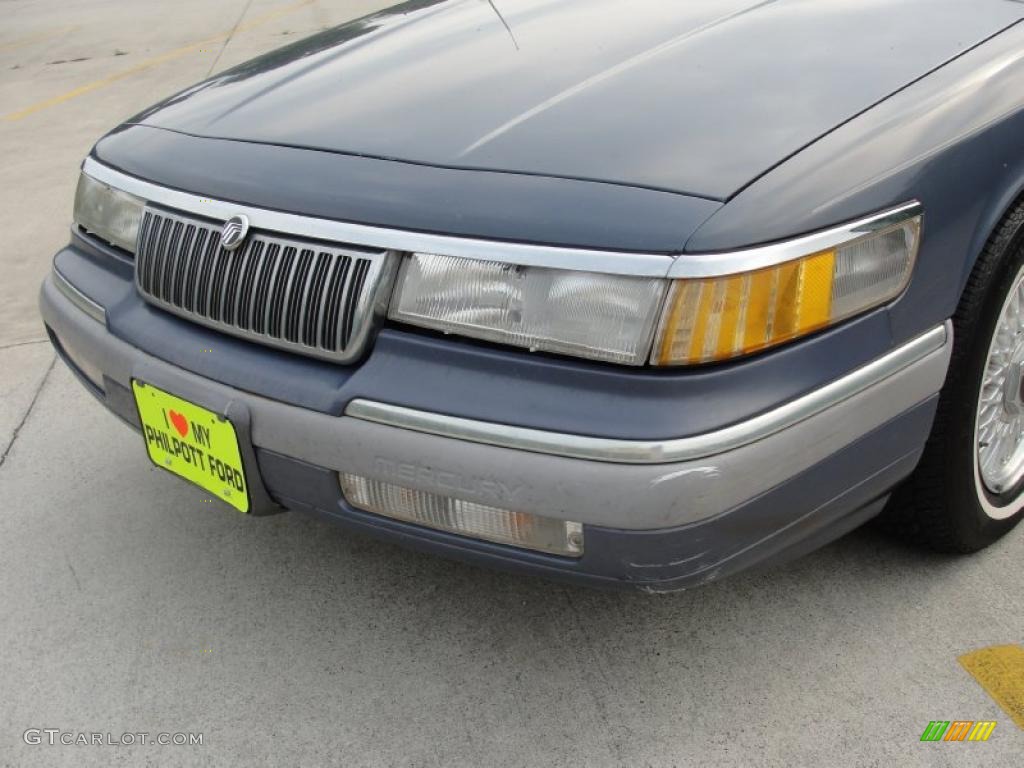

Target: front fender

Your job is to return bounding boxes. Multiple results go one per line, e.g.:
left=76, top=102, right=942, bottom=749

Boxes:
left=682, top=22, right=1024, bottom=346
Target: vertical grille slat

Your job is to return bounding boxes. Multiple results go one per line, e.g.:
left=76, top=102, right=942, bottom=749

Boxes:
left=171, top=224, right=197, bottom=306
left=221, top=239, right=250, bottom=327
left=303, top=252, right=333, bottom=347
left=332, top=258, right=362, bottom=351
left=136, top=212, right=154, bottom=291
left=341, top=259, right=372, bottom=349
left=285, top=249, right=316, bottom=343
left=159, top=221, right=185, bottom=302
left=182, top=228, right=208, bottom=313
left=194, top=230, right=219, bottom=317
left=268, top=246, right=297, bottom=338
left=207, top=244, right=232, bottom=323
left=134, top=206, right=388, bottom=361
left=321, top=255, right=351, bottom=351
left=254, top=243, right=281, bottom=335
left=145, top=216, right=172, bottom=295
left=134, top=212, right=155, bottom=291
left=235, top=241, right=264, bottom=332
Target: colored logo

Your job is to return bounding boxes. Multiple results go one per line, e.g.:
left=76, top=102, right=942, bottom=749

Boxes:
left=220, top=215, right=249, bottom=252
left=920, top=721, right=996, bottom=742
left=167, top=409, right=189, bottom=438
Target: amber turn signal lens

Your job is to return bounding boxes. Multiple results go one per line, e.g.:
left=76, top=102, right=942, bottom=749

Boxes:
left=653, top=217, right=920, bottom=366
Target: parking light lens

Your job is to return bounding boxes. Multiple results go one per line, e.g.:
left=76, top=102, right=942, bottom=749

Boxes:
left=340, top=473, right=584, bottom=557
left=652, top=216, right=922, bottom=365
left=74, top=172, right=145, bottom=253
left=389, top=254, right=667, bottom=365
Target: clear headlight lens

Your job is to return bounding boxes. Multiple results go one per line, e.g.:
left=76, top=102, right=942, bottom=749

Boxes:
left=73, top=172, right=145, bottom=253
left=389, top=254, right=668, bottom=365
left=652, top=216, right=921, bottom=365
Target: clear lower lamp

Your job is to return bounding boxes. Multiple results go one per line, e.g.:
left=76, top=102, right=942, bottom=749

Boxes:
left=340, top=474, right=584, bottom=558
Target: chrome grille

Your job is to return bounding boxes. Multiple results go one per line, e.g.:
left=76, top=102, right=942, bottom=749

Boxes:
left=135, top=207, right=394, bottom=362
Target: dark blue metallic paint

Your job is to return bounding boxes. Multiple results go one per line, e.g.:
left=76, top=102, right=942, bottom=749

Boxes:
left=128, top=0, right=1024, bottom=201
left=686, top=23, right=1024, bottom=351
left=93, top=126, right=720, bottom=253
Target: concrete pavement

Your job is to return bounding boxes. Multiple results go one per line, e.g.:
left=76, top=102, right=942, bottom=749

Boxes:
left=1, top=2, right=1021, bottom=766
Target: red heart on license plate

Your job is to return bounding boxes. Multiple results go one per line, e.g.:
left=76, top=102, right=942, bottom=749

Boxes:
left=168, top=410, right=189, bottom=438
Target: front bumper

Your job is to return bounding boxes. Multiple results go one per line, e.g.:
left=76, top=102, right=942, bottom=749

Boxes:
left=40, top=261, right=952, bottom=591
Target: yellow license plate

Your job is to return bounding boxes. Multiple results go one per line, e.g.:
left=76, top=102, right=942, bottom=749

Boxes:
left=132, top=380, right=249, bottom=513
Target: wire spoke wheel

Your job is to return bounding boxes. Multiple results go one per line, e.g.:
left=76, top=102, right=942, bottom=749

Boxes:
left=974, top=265, right=1024, bottom=518
left=885, top=201, right=1024, bottom=551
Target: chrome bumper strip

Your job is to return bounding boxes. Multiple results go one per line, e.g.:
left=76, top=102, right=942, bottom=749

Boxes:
left=53, top=267, right=106, bottom=324
left=346, top=323, right=951, bottom=465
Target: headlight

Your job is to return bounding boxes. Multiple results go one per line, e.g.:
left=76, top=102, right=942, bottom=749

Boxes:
left=652, top=214, right=921, bottom=365
left=389, top=254, right=667, bottom=365
left=389, top=208, right=920, bottom=367
left=73, top=172, right=145, bottom=253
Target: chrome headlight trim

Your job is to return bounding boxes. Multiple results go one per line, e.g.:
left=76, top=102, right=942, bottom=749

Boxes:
left=82, top=158, right=921, bottom=281
left=666, top=202, right=924, bottom=279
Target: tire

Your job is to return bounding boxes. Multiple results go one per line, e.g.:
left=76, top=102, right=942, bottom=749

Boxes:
left=884, top=201, right=1024, bottom=553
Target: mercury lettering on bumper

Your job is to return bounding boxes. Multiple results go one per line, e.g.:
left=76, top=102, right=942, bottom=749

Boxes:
left=373, top=457, right=526, bottom=504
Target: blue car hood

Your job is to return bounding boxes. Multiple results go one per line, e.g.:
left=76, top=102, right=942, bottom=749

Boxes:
left=132, top=0, right=1023, bottom=200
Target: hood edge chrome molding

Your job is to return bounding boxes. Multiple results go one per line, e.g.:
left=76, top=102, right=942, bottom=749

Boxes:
left=82, top=157, right=921, bottom=280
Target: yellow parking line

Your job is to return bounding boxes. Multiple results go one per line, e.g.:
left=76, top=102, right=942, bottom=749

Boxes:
left=958, top=644, right=1024, bottom=729
left=0, top=25, right=79, bottom=54
left=4, top=42, right=217, bottom=122
left=3, top=0, right=314, bottom=122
